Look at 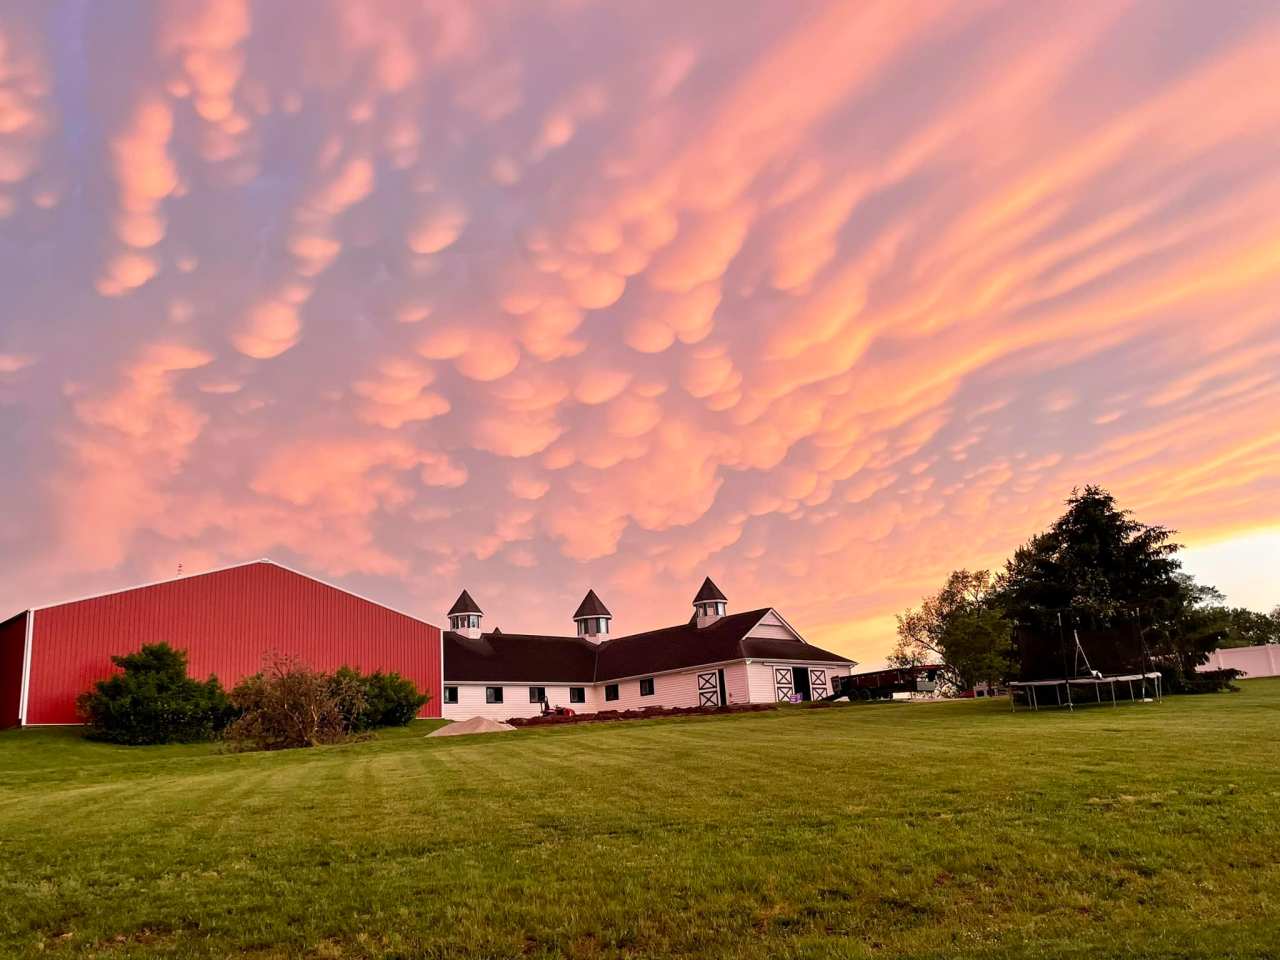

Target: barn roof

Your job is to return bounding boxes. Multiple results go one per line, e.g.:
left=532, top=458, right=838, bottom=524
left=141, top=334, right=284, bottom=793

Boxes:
left=10, top=558, right=438, bottom=628
left=444, top=631, right=597, bottom=684
left=442, top=608, right=853, bottom=684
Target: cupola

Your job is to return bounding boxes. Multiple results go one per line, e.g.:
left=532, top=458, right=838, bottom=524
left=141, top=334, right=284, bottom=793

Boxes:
left=448, top=589, right=484, bottom=639
left=573, top=589, right=612, bottom=642
left=693, top=577, right=727, bottom=628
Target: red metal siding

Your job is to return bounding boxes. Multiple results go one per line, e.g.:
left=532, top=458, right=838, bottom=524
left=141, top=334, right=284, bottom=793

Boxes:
left=0, top=612, right=27, bottom=729
left=25, top=563, right=442, bottom=725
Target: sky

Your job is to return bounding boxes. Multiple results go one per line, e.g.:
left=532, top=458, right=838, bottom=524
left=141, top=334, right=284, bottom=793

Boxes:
left=1, top=0, right=1278, bottom=664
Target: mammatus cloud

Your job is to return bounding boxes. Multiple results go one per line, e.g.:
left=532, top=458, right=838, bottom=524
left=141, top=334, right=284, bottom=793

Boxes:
left=1, top=1, right=1278, bottom=662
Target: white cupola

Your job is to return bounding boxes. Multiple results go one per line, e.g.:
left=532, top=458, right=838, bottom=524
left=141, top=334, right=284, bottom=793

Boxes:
left=573, top=589, right=612, bottom=643
left=448, top=589, right=484, bottom=639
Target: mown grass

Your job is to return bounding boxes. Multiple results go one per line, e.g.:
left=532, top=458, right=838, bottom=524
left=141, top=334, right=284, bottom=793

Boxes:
left=1, top=681, right=1278, bottom=959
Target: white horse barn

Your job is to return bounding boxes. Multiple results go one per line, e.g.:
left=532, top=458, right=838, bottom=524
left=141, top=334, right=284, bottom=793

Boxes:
left=440, top=579, right=856, bottom=721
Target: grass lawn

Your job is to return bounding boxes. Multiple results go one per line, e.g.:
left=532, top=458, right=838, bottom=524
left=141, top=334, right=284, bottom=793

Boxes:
left=2, top=682, right=1278, bottom=959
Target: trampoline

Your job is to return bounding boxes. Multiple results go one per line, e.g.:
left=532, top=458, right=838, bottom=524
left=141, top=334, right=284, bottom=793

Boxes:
left=1010, top=613, right=1164, bottom=712
left=1009, top=671, right=1162, bottom=711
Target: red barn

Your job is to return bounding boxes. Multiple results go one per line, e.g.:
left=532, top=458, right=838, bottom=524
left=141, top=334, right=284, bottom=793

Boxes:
left=0, top=560, right=443, bottom=728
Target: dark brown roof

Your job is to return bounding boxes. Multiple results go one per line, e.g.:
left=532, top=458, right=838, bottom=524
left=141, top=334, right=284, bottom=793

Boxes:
left=444, top=631, right=597, bottom=683
left=448, top=590, right=483, bottom=617
left=572, top=589, right=612, bottom=620
left=442, top=608, right=854, bottom=684
left=693, top=577, right=727, bottom=603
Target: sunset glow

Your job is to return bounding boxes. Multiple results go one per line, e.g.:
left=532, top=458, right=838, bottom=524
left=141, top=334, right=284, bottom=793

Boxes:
left=2, top=0, right=1278, bottom=663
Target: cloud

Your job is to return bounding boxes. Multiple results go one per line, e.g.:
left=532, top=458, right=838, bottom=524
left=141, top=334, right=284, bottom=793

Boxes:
left=232, top=298, right=302, bottom=359
left=1, top=0, right=1279, bottom=664
left=0, top=5, right=54, bottom=216
left=0, top=354, right=34, bottom=374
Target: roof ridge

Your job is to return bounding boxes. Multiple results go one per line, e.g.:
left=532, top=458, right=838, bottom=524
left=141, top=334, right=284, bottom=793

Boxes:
left=601, top=607, right=771, bottom=646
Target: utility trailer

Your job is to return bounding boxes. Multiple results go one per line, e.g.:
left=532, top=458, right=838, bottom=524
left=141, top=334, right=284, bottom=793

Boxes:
left=830, top=665, right=941, bottom=701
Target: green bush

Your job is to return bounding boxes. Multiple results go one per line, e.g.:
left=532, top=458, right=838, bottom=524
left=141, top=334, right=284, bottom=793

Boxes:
left=75, top=643, right=235, bottom=745
left=333, top=666, right=429, bottom=731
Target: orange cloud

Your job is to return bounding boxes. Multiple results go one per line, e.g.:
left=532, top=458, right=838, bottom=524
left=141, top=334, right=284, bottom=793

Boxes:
left=2, top=0, right=1279, bottom=664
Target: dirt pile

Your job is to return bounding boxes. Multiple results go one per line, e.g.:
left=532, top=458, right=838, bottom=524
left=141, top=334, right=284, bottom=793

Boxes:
left=427, top=717, right=516, bottom=737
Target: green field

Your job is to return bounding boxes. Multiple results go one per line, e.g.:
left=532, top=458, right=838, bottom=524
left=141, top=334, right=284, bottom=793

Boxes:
left=2, top=682, right=1278, bottom=959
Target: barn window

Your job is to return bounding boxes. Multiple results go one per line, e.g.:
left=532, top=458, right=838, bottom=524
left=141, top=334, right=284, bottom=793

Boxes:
left=605, top=684, right=619, bottom=702
left=486, top=686, right=504, bottom=704
left=570, top=687, right=586, bottom=703
left=639, top=677, right=655, bottom=697
left=443, top=686, right=458, bottom=704
left=529, top=686, right=546, bottom=703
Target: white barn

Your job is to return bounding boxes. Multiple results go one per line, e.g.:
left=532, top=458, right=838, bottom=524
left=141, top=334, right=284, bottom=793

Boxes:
left=441, top=579, right=855, bottom=721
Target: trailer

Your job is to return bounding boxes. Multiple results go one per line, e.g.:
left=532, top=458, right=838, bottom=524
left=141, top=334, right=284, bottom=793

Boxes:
left=830, top=665, right=941, bottom=701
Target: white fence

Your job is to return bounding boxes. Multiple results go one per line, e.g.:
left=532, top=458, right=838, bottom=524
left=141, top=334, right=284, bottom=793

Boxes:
left=1198, top=644, right=1280, bottom=679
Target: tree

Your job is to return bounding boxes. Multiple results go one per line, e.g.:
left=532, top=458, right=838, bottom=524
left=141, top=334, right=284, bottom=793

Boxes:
left=1214, top=607, right=1280, bottom=648
left=1145, top=575, right=1232, bottom=681
left=997, top=486, right=1183, bottom=633
left=891, top=569, right=1014, bottom=691
left=995, top=486, right=1227, bottom=687
left=75, top=643, right=235, bottom=745
left=941, top=607, right=1014, bottom=690
left=331, top=667, right=429, bottom=731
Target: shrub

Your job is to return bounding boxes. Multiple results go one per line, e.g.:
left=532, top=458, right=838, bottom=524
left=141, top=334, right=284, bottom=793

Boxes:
left=225, top=656, right=355, bottom=751
left=225, top=659, right=430, bottom=751
left=333, top=667, right=429, bottom=731
left=1161, top=666, right=1242, bottom=694
left=76, top=643, right=235, bottom=745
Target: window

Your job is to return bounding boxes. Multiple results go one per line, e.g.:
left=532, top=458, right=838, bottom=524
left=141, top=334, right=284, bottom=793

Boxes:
left=444, top=686, right=458, bottom=704
left=485, top=686, right=503, bottom=704
left=605, top=683, right=619, bottom=702
left=529, top=686, right=546, bottom=703
left=570, top=687, right=586, bottom=704
left=639, top=677, right=655, bottom=697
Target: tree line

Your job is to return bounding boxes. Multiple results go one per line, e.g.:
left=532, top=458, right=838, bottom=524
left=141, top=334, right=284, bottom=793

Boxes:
left=890, top=486, right=1276, bottom=693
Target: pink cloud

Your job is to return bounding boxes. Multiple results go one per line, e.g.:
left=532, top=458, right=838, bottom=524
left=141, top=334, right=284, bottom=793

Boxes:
left=0, top=0, right=1278, bottom=665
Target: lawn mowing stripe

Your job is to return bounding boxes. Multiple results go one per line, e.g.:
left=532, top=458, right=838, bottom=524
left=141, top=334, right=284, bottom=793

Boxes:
left=1, top=683, right=1278, bottom=958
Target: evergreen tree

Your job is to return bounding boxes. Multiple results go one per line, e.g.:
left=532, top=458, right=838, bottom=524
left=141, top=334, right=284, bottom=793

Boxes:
left=996, top=486, right=1226, bottom=686
left=76, top=643, right=235, bottom=744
